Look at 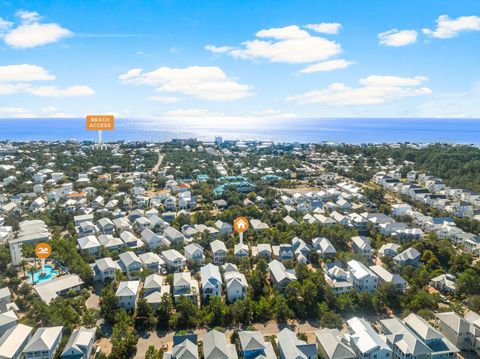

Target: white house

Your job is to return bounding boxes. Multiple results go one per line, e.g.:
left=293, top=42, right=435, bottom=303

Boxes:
left=23, top=326, right=63, bottom=359
left=224, top=270, right=247, bottom=303
left=60, top=327, right=96, bottom=359
left=347, top=260, right=378, bottom=294
left=201, top=264, right=223, bottom=301
left=347, top=317, right=392, bottom=359
left=115, top=280, right=140, bottom=310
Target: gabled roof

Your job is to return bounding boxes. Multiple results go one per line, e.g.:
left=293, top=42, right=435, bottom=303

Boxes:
left=0, top=324, right=33, bottom=359
left=116, top=280, right=140, bottom=297
left=23, top=326, right=63, bottom=353
left=315, top=329, right=356, bottom=359
left=435, top=312, right=470, bottom=335
left=203, top=330, right=234, bottom=359
left=61, top=327, right=96, bottom=357
left=239, top=331, right=265, bottom=351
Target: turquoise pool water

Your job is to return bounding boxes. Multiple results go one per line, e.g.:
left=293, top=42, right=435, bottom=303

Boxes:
left=28, top=265, right=59, bottom=284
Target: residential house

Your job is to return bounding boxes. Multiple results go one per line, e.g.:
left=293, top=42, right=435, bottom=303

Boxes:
left=173, top=272, right=198, bottom=304
left=165, top=335, right=198, bottom=359
left=380, top=318, right=432, bottom=359
left=268, top=259, right=297, bottom=292
left=404, top=313, right=459, bottom=358
left=277, top=327, right=316, bottom=359
left=118, top=251, right=142, bottom=278
left=430, top=274, right=456, bottom=294
left=97, top=218, right=114, bottom=235
left=184, top=243, right=205, bottom=263
left=33, top=275, right=84, bottom=304
left=0, top=288, right=11, bottom=312
left=315, top=329, right=356, bottom=359
left=141, top=228, right=168, bottom=249
left=60, top=327, right=96, bottom=359
left=378, top=243, right=401, bottom=258
left=115, top=280, right=140, bottom=310
left=239, top=331, right=275, bottom=359
left=0, top=323, right=33, bottom=359
left=0, top=311, right=17, bottom=337
left=161, top=249, right=186, bottom=272
left=98, top=234, right=124, bottom=252
left=139, top=252, right=164, bottom=272
left=347, top=260, right=378, bottom=294
left=210, top=240, right=227, bottom=265
left=214, top=220, right=233, bottom=234
left=224, top=270, right=247, bottom=303
left=393, top=247, right=421, bottom=267
left=346, top=317, right=392, bottom=359
left=93, top=257, right=119, bottom=282
left=351, top=236, right=372, bottom=259
left=203, top=329, right=238, bottom=359
left=201, top=264, right=223, bottom=301
left=77, top=235, right=101, bottom=256
left=163, top=226, right=185, bottom=244
left=369, top=265, right=408, bottom=292
left=436, top=312, right=471, bottom=350
left=23, top=326, right=63, bottom=359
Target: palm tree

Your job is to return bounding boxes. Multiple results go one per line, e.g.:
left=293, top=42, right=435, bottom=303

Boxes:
left=20, top=259, right=28, bottom=278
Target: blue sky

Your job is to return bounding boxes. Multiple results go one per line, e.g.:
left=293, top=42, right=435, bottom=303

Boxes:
left=0, top=0, right=479, bottom=121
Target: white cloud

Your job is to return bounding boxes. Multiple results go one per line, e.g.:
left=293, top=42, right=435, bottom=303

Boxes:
left=119, top=65, right=253, bottom=101
left=304, top=23, right=342, bottom=34
left=0, top=64, right=94, bottom=97
left=204, top=44, right=236, bottom=53
left=378, top=29, right=417, bottom=46
left=0, top=107, right=35, bottom=118
left=26, top=85, right=94, bottom=97
left=2, top=10, right=71, bottom=48
left=206, top=24, right=342, bottom=64
left=423, top=15, right=480, bottom=38
left=15, top=10, right=41, bottom=23
left=0, top=64, right=55, bottom=82
left=300, top=59, right=354, bottom=73
left=148, top=96, right=182, bottom=104
left=287, top=75, right=431, bottom=105
left=0, top=18, right=13, bottom=30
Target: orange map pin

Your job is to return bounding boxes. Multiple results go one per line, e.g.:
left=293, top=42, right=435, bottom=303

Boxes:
left=35, top=243, right=51, bottom=259
left=233, top=217, right=249, bottom=233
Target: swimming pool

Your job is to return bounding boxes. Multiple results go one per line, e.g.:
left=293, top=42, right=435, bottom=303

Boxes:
left=28, top=265, right=59, bottom=284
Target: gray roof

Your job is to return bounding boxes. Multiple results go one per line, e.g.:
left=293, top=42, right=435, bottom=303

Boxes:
left=268, top=259, right=297, bottom=283
left=95, top=257, right=119, bottom=272
left=0, top=324, right=33, bottom=359
left=435, top=312, right=470, bottom=335
left=201, top=264, right=222, bottom=288
left=210, top=240, right=227, bottom=253
left=315, top=329, right=356, bottom=359
left=23, top=326, right=63, bottom=353
left=172, top=338, right=198, bottom=359
left=61, top=327, right=96, bottom=357
left=203, top=330, right=237, bottom=359
left=239, top=331, right=265, bottom=352
left=119, top=251, right=141, bottom=267
left=277, top=328, right=316, bottom=359
left=380, top=318, right=432, bottom=356
left=33, top=274, right=84, bottom=304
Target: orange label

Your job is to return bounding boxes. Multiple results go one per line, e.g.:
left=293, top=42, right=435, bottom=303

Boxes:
left=86, top=115, right=115, bottom=130
left=233, top=217, right=249, bottom=233
left=35, top=243, right=51, bottom=259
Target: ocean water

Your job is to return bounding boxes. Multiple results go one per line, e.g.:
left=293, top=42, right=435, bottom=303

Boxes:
left=0, top=117, right=479, bottom=144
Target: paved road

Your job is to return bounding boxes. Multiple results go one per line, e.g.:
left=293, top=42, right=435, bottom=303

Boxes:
left=151, top=154, right=164, bottom=173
